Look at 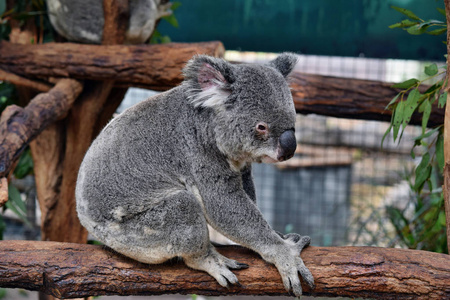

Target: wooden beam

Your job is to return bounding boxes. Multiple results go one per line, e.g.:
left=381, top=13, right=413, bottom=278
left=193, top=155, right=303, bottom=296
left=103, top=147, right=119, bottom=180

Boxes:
left=290, top=72, right=442, bottom=127
left=0, top=241, right=448, bottom=299
left=0, top=40, right=225, bottom=91
left=0, top=79, right=83, bottom=179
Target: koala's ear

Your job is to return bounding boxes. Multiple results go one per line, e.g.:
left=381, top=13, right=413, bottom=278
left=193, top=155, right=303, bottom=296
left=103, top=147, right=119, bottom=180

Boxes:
left=269, top=53, right=298, bottom=78
left=183, top=55, right=235, bottom=109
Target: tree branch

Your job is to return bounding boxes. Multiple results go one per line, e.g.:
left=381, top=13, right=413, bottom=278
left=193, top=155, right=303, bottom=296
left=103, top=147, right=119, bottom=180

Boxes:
left=290, top=72, right=441, bottom=127
left=0, top=41, right=225, bottom=91
left=0, top=69, right=52, bottom=92
left=0, top=79, right=83, bottom=179
left=0, top=241, right=448, bottom=299
left=0, top=177, right=7, bottom=206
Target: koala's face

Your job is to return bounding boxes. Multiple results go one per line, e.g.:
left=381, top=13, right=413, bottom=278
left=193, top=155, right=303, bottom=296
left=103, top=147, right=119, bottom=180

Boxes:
left=183, top=53, right=298, bottom=166
left=223, top=65, right=297, bottom=164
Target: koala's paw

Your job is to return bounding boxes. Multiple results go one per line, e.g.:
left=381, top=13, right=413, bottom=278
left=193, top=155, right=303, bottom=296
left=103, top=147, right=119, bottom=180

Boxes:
left=270, top=234, right=315, bottom=297
left=184, top=248, right=248, bottom=288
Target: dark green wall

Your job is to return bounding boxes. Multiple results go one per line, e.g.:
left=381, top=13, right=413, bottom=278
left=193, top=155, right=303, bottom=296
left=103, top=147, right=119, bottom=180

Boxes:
left=158, top=0, right=446, bottom=60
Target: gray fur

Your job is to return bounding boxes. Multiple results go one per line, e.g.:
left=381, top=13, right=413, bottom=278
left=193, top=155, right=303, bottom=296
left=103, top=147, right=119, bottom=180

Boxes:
left=76, top=53, right=314, bottom=296
left=47, top=0, right=171, bottom=44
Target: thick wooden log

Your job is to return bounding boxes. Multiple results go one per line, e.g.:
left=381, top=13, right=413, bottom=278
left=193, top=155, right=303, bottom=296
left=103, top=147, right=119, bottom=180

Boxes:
left=0, top=40, right=225, bottom=91
left=290, top=72, right=443, bottom=127
left=0, top=79, right=83, bottom=179
left=0, top=241, right=448, bottom=299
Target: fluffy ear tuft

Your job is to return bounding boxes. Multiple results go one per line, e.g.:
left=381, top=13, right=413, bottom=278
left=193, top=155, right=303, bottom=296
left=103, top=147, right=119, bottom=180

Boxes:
left=269, top=53, right=298, bottom=78
left=183, top=55, right=234, bottom=109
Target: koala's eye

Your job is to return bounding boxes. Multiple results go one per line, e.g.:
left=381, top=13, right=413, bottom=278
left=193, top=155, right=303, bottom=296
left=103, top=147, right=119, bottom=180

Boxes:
left=256, top=122, right=268, bottom=133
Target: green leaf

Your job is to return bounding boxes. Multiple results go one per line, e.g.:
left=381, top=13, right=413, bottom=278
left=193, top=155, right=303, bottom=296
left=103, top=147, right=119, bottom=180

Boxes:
left=381, top=125, right=392, bottom=149
left=414, top=153, right=431, bottom=192
left=424, top=82, right=443, bottom=94
left=436, top=133, right=444, bottom=172
left=171, top=1, right=182, bottom=10
left=402, top=89, right=421, bottom=128
left=0, top=288, right=6, bottom=299
left=385, top=93, right=400, bottom=110
left=8, top=184, right=26, bottom=213
left=14, top=149, right=33, bottom=179
left=162, top=13, right=179, bottom=28
left=406, top=24, right=428, bottom=35
left=0, top=0, right=5, bottom=16
left=424, top=63, right=438, bottom=76
left=6, top=185, right=32, bottom=227
left=438, top=92, right=447, bottom=108
left=427, top=28, right=447, bottom=36
left=389, top=19, right=418, bottom=29
left=437, top=7, right=446, bottom=17
left=413, top=127, right=441, bottom=141
left=421, top=99, right=432, bottom=133
left=393, top=101, right=405, bottom=141
left=391, top=6, right=421, bottom=21
left=392, top=78, right=419, bottom=89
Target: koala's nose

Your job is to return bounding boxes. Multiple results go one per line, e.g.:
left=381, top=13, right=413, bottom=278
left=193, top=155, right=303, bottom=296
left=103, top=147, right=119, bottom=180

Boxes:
left=278, top=129, right=296, bottom=161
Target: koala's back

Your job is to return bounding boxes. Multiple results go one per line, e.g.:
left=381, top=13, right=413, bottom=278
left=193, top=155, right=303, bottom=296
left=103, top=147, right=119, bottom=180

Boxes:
left=76, top=87, right=191, bottom=227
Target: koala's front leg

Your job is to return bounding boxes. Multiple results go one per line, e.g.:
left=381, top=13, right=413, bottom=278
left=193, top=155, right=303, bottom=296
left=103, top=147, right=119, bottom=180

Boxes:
left=196, top=168, right=314, bottom=296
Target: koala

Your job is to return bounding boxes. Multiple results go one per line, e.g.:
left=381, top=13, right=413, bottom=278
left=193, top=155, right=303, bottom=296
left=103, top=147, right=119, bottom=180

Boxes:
left=76, top=53, right=315, bottom=296
left=47, top=0, right=171, bottom=44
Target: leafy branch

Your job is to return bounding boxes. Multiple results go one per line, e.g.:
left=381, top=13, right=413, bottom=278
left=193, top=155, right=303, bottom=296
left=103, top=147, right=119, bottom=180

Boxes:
left=382, top=5, right=448, bottom=253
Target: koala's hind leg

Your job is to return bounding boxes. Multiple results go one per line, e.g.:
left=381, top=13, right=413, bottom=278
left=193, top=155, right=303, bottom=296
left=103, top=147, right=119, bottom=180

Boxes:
left=109, top=190, right=247, bottom=286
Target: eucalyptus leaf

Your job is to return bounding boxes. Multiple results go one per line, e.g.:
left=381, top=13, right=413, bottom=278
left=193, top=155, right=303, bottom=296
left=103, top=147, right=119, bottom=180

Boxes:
left=385, top=93, right=400, bottom=110
left=14, top=149, right=34, bottom=179
left=393, top=101, right=404, bottom=141
left=8, top=184, right=26, bottom=213
left=171, top=1, right=182, bottom=10
left=162, top=13, right=179, bottom=28
left=436, top=133, right=444, bottom=172
left=413, top=127, right=441, bottom=141
left=437, top=7, right=446, bottom=17
left=426, top=28, right=447, bottom=36
left=391, top=6, right=421, bottom=21
left=421, top=99, right=432, bottom=133
left=389, top=19, right=417, bottom=29
left=392, top=78, right=419, bottom=89
left=424, top=82, right=442, bottom=94
left=424, top=63, right=438, bottom=76
left=402, top=89, right=421, bottom=128
left=438, top=91, right=447, bottom=108
left=406, top=24, right=428, bottom=35
left=381, top=123, right=393, bottom=149
left=414, top=153, right=431, bottom=192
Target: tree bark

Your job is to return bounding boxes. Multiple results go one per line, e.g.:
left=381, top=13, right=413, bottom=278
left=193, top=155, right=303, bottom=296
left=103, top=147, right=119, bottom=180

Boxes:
left=0, top=241, right=448, bottom=299
left=443, top=0, right=450, bottom=254
left=0, top=79, right=83, bottom=179
left=0, top=40, right=226, bottom=91
left=102, top=0, right=129, bottom=45
left=290, top=72, right=441, bottom=127
left=0, top=69, right=52, bottom=92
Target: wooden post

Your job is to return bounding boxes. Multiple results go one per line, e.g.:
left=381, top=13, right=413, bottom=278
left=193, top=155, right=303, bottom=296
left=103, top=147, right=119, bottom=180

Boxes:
left=444, top=0, right=450, bottom=254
